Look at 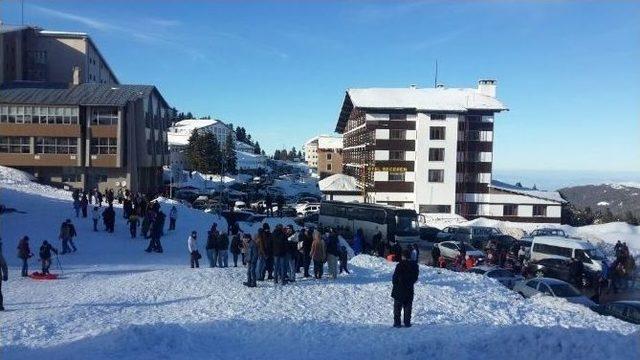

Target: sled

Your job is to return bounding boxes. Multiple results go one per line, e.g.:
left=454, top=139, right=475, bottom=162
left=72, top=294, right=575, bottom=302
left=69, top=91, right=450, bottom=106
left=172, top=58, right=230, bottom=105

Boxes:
left=29, top=272, right=59, bottom=280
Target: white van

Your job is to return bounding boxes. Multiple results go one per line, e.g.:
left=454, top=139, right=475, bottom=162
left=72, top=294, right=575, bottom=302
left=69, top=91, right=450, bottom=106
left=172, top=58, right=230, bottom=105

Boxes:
left=530, top=236, right=606, bottom=272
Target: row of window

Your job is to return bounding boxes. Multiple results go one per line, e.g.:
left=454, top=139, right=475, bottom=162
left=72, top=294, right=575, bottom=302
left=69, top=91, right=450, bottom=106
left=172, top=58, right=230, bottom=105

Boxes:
left=386, top=169, right=444, bottom=183
left=36, top=137, right=78, bottom=154
left=91, top=138, right=118, bottom=155
left=504, top=204, right=547, bottom=217
left=0, top=136, right=30, bottom=153
left=0, top=136, right=118, bottom=155
left=91, top=108, right=119, bottom=125
left=0, top=106, right=79, bottom=124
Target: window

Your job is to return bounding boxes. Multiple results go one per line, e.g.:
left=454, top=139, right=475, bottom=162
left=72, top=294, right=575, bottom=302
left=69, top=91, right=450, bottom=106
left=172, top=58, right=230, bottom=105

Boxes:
left=419, top=205, right=451, bottom=213
left=35, top=137, right=78, bottom=154
left=388, top=172, right=405, bottom=181
left=532, top=243, right=572, bottom=258
left=503, top=204, right=518, bottom=216
left=0, top=136, right=30, bottom=153
left=91, top=108, right=118, bottom=125
left=90, top=138, right=117, bottom=154
left=430, top=126, right=445, bottom=140
left=428, top=148, right=444, bottom=161
left=428, top=169, right=444, bottom=182
left=326, top=163, right=332, bottom=171
left=61, top=173, right=81, bottom=182
left=389, top=150, right=404, bottom=160
left=326, top=153, right=332, bottom=161
left=389, top=129, right=406, bottom=140
left=533, top=205, right=547, bottom=217
left=0, top=106, right=78, bottom=124
left=430, top=114, right=446, bottom=121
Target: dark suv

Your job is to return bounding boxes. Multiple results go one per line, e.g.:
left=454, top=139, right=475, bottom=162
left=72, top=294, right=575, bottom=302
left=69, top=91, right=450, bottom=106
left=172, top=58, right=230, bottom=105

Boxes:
left=526, top=258, right=595, bottom=288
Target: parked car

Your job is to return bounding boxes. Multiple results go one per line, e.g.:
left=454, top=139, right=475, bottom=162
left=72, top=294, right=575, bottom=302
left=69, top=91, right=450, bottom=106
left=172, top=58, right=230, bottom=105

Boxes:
left=471, top=234, right=518, bottom=251
left=280, top=206, right=297, bottom=217
left=436, top=241, right=484, bottom=261
left=592, top=301, right=640, bottom=325
left=192, top=195, right=211, bottom=210
left=523, top=228, right=567, bottom=240
left=419, top=226, right=441, bottom=242
left=174, top=189, right=199, bottom=203
left=221, top=210, right=261, bottom=226
left=513, top=277, right=596, bottom=307
left=525, top=258, right=595, bottom=288
left=233, top=201, right=248, bottom=212
left=530, top=236, right=606, bottom=273
left=468, top=266, right=524, bottom=289
left=298, top=203, right=320, bottom=217
left=436, top=226, right=472, bottom=242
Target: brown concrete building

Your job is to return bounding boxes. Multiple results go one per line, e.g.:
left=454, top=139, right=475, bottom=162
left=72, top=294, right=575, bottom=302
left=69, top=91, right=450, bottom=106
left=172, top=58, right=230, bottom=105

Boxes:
left=0, top=83, right=172, bottom=193
left=305, top=135, right=343, bottom=178
left=1, top=25, right=118, bottom=85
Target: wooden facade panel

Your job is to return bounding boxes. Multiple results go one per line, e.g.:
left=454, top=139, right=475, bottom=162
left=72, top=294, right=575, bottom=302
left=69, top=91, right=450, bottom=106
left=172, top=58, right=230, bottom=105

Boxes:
left=0, top=124, right=81, bottom=137
left=375, top=139, right=415, bottom=151
left=375, top=181, right=414, bottom=192
left=456, top=182, right=489, bottom=193
left=0, top=153, right=78, bottom=167
left=91, top=125, right=118, bottom=138
left=459, top=121, right=494, bottom=131
left=459, top=141, right=493, bottom=152
left=374, top=160, right=415, bottom=171
left=90, top=154, right=118, bottom=167
left=367, top=121, right=416, bottom=130
left=456, top=162, right=492, bottom=173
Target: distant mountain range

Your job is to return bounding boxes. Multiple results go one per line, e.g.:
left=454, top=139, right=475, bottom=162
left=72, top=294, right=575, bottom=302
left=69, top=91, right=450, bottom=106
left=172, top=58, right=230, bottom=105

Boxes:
left=559, top=183, right=640, bottom=218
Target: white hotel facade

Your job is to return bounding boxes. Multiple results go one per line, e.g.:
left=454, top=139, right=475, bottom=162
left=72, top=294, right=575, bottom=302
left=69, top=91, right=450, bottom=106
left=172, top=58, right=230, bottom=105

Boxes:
left=335, top=80, right=563, bottom=223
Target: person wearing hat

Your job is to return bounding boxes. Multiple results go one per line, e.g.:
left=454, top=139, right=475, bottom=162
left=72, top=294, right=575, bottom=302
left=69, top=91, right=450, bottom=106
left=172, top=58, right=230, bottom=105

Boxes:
left=39, top=241, right=58, bottom=275
left=188, top=231, right=200, bottom=268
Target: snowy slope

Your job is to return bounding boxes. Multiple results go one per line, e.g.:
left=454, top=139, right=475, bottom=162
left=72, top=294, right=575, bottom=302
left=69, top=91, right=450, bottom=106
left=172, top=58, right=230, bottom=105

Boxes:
left=0, top=166, right=639, bottom=360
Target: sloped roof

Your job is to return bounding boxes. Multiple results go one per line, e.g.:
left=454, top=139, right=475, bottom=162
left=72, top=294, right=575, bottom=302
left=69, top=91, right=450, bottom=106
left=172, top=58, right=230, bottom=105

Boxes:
left=490, top=180, right=566, bottom=203
left=336, top=85, right=508, bottom=133
left=168, top=119, right=228, bottom=146
left=0, top=83, right=167, bottom=107
left=319, top=174, right=360, bottom=193
left=318, top=136, right=342, bottom=149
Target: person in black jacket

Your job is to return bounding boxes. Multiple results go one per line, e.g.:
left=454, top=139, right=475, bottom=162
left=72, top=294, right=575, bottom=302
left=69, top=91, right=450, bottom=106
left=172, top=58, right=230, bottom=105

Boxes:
left=302, top=228, right=313, bottom=278
left=102, top=205, right=116, bottom=233
left=263, top=224, right=274, bottom=279
left=39, top=241, right=58, bottom=275
left=391, top=249, right=419, bottom=328
left=272, top=225, right=287, bottom=284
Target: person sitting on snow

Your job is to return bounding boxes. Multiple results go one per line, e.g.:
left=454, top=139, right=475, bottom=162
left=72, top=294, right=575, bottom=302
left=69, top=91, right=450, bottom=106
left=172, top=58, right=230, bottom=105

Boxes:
left=39, top=241, right=58, bottom=275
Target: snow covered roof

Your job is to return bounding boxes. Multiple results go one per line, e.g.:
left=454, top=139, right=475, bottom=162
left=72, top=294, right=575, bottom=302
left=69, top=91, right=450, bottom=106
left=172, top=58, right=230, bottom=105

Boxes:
left=336, top=85, right=508, bottom=132
left=490, top=180, right=566, bottom=203
left=168, top=119, right=228, bottom=146
left=319, top=174, right=360, bottom=193
left=317, top=136, right=342, bottom=150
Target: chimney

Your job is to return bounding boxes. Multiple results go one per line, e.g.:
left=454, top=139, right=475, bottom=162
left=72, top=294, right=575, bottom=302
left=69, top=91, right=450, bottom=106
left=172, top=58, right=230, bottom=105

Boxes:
left=478, top=79, right=496, bottom=97
left=72, top=66, right=81, bottom=85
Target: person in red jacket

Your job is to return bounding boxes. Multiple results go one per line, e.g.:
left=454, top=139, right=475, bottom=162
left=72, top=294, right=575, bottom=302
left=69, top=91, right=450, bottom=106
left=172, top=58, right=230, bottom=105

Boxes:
left=17, top=236, right=33, bottom=277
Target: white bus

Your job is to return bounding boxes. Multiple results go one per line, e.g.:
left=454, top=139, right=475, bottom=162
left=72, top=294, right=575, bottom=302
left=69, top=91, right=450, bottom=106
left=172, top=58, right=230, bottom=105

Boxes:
left=318, top=201, right=420, bottom=246
left=530, top=236, right=606, bottom=273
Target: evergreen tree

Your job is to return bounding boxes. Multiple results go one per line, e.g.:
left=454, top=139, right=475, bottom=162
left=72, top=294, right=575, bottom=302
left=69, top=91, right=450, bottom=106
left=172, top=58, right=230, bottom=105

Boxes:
left=624, top=211, right=639, bottom=226
left=200, top=132, right=222, bottom=174
left=184, top=129, right=203, bottom=171
left=224, top=132, right=237, bottom=174
left=186, top=111, right=194, bottom=119
left=261, top=149, right=266, bottom=156
left=289, top=146, right=297, bottom=159
left=254, top=141, right=261, bottom=155
left=274, top=149, right=281, bottom=160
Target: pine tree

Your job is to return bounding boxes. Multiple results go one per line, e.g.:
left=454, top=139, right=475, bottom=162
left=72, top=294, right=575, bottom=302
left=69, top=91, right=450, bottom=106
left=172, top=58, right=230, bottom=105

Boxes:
left=184, top=129, right=202, bottom=171
left=261, top=149, right=266, bottom=156
left=186, top=111, right=194, bottom=119
left=224, top=132, right=237, bottom=174
left=254, top=141, right=261, bottom=155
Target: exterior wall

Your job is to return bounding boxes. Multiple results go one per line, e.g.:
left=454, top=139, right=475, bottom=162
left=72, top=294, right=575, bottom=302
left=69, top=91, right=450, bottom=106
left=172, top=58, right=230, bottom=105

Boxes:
left=414, top=113, right=458, bottom=214
left=35, top=35, right=87, bottom=84
left=317, top=148, right=343, bottom=178
left=0, top=28, right=24, bottom=83
left=464, top=188, right=563, bottom=222
left=305, top=141, right=318, bottom=168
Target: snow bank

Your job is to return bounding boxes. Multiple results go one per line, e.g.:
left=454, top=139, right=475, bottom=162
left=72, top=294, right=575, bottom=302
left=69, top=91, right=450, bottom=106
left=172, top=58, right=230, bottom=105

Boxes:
left=0, top=166, right=638, bottom=359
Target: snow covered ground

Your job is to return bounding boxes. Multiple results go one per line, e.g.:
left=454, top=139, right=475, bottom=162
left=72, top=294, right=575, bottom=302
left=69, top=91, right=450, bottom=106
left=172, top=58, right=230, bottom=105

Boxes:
left=0, top=166, right=639, bottom=359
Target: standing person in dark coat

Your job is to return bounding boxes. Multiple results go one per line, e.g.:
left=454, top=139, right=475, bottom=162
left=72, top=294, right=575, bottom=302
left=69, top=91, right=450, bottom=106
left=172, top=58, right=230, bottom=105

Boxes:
left=0, top=238, right=8, bottom=311
left=217, top=232, right=229, bottom=267
left=276, top=194, right=285, bottom=217
left=431, top=245, right=441, bottom=267
left=302, top=228, right=313, bottom=278
left=339, top=245, right=349, bottom=274
left=59, top=220, right=77, bottom=254
left=146, top=210, right=165, bottom=253
left=206, top=224, right=219, bottom=268
left=103, top=205, right=116, bottom=233
left=374, top=230, right=385, bottom=257
left=272, top=225, right=287, bottom=284
left=123, top=197, right=133, bottom=219
left=39, top=241, right=58, bottom=275
left=265, top=193, right=273, bottom=217
left=17, top=236, right=33, bottom=277
left=80, top=194, right=89, bottom=218
left=230, top=231, right=242, bottom=267
left=169, top=206, right=178, bottom=231
left=263, top=224, right=274, bottom=279
left=392, top=249, right=419, bottom=328
left=128, top=212, right=140, bottom=238
left=243, top=234, right=258, bottom=287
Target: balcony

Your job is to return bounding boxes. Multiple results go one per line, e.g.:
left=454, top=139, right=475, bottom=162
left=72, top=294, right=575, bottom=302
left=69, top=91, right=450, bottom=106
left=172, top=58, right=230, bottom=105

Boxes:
left=0, top=123, right=81, bottom=137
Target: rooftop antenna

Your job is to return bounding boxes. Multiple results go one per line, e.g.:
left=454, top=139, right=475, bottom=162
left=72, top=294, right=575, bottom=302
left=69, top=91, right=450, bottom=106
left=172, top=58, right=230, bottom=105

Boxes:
left=433, top=59, right=438, bottom=88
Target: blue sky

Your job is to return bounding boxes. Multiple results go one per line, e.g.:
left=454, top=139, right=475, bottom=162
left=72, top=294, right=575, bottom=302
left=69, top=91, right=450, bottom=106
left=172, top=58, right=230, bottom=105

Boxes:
left=1, top=0, right=639, bottom=173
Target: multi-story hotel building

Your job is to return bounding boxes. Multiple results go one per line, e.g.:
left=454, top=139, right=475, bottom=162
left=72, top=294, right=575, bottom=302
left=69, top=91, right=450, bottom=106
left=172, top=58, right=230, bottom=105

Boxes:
left=304, top=135, right=343, bottom=178
left=1, top=25, right=118, bottom=85
left=335, top=80, right=564, bottom=222
left=0, top=83, right=172, bottom=193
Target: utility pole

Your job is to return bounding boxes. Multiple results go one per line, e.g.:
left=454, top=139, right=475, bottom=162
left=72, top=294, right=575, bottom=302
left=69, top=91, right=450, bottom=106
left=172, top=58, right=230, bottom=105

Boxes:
left=434, top=59, right=439, bottom=87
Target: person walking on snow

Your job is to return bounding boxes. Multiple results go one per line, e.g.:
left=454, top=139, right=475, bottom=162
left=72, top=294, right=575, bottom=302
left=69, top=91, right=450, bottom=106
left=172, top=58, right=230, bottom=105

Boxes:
left=91, top=206, right=100, bottom=231
left=169, top=206, right=178, bottom=231
left=392, top=249, right=419, bottom=328
left=243, top=234, right=258, bottom=287
left=188, top=231, right=200, bottom=268
left=206, top=225, right=219, bottom=268
left=59, top=219, right=77, bottom=254
left=17, top=236, right=33, bottom=277
left=217, top=232, right=230, bottom=268
left=103, top=205, right=116, bottom=233
left=73, top=197, right=81, bottom=218
left=0, top=238, right=8, bottom=311
left=128, top=213, right=140, bottom=238
left=39, top=241, right=58, bottom=275
left=80, top=194, right=89, bottom=218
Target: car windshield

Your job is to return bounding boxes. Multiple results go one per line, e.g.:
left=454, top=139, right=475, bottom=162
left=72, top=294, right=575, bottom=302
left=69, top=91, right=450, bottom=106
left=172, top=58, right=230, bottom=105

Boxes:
left=549, top=283, right=581, bottom=297
left=585, top=248, right=605, bottom=261
left=396, top=213, right=419, bottom=233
